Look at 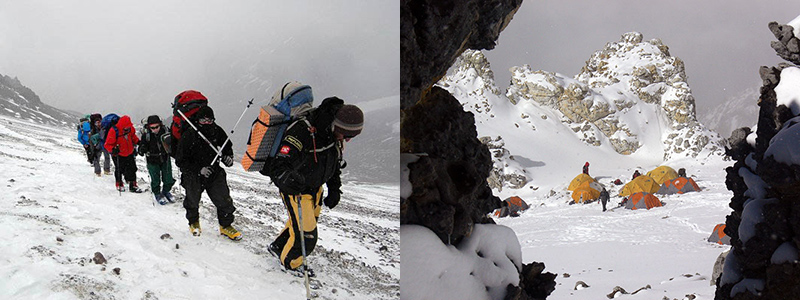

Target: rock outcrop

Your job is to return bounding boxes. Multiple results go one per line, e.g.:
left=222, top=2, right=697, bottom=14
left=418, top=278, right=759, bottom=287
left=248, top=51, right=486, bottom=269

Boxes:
left=506, top=32, right=722, bottom=159
left=714, top=20, right=800, bottom=300
left=401, top=0, right=555, bottom=299
left=400, top=0, right=521, bottom=109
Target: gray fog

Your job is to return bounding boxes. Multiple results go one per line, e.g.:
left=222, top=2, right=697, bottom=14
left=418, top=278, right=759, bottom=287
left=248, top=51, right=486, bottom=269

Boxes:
left=0, top=1, right=397, bottom=125
left=0, top=1, right=399, bottom=183
left=484, top=0, right=800, bottom=135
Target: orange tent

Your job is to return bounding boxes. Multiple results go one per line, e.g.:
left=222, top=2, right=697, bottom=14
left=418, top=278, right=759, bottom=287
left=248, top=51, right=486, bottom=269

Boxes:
left=494, top=196, right=530, bottom=217
left=708, top=223, right=731, bottom=245
left=619, top=175, right=660, bottom=197
left=657, top=177, right=701, bottom=194
left=624, top=192, right=662, bottom=210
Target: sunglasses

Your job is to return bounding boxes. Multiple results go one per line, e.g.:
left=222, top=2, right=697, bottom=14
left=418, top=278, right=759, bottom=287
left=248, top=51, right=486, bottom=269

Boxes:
left=198, top=117, right=214, bottom=124
left=149, top=125, right=160, bottom=130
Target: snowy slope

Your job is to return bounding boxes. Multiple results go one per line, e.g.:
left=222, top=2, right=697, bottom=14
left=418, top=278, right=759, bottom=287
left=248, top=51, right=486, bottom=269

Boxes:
left=0, top=115, right=399, bottom=300
left=495, top=155, right=731, bottom=300
left=434, top=36, right=737, bottom=299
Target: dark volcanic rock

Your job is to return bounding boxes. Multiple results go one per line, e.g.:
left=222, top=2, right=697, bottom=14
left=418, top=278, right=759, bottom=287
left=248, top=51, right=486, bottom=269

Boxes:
left=400, top=0, right=522, bottom=109
left=715, top=20, right=800, bottom=300
left=92, top=252, right=107, bottom=265
left=401, top=87, right=500, bottom=244
left=401, top=0, right=555, bottom=299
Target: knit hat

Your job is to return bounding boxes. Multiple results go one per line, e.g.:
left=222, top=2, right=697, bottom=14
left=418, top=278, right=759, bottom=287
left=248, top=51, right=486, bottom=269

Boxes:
left=146, top=115, right=161, bottom=125
left=333, top=104, right=363, bottom=138
left=196, top=106, right=215, bottom=120
left=584, top=162, right=590, bottom=167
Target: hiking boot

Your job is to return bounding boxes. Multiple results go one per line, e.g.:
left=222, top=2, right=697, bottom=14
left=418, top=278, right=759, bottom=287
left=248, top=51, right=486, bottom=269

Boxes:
left=104, top=170, right=112, bottom=175
left=163, top=191, right=175, bottom=203
left=115, top=182, right=126, bottom=192
left=219, top=225, right=242, bottom=241
left=155, top=194, right=168, bottom=205
left=267, top=243, right=281, bottom=258
left=189, top=222, right=201, bottom=236
left=95, top=172, right=102, bottom=177
left=129, top=182, right=143, bottom=193
left=285, top=265, right=315, bottom=278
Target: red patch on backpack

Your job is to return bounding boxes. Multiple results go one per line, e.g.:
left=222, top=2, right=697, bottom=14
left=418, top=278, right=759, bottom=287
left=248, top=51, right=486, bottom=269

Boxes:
left=280, top=145, right=291, bottom=155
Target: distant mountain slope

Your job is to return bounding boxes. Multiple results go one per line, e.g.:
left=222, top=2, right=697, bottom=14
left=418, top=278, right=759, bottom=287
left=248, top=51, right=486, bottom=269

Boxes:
left=699, top=87, right=759, bottom=138
left=0, top=73, right=79, bottom=127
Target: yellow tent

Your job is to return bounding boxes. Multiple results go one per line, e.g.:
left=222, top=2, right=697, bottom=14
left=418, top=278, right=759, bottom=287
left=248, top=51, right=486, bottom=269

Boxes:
left=572, top=181, right=602, bottom=203
left=568, top=173, right=596, bottom=191
left=620, top=175, right=661, bottom=196
left=646, top=166, right=678, bottom=185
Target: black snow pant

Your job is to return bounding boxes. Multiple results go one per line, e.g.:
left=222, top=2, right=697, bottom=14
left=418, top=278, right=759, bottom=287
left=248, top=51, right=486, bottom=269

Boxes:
left=112, top=154, right=137, bottom=185
left=181, top=169, right=236, bottom=227
left=272, top=187, right=323, bottom=270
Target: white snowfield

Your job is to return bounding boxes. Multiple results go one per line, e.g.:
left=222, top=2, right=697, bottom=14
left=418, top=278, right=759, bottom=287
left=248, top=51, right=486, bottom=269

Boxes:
left=0, top=115, right=399, bottom=300
left=495, top=155, right=733, bottom=299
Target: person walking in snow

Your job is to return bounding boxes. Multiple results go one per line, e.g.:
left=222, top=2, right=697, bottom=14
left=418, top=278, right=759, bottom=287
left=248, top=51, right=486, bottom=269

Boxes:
left=174, top=105, right=241, bottom=240
left=260, top=88, right=364, bottom=277
left=138, top=115, right=176, bottom=205
left=88, top=113, right=111, bottom=176
left=583, top=162, right=590, bottom=175
left=77, top=115, right=93, bottom=164
left=599, top=187, right=609, bottom=212
left=631, top=170, right=641, bottom=180
left=678, top=168, right=687, bottom=178
left=104, top=115, right=143, bottom=193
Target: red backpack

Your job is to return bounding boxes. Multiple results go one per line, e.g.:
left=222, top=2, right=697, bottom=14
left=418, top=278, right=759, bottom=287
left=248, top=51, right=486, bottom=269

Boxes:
left=167, top=90, right=208, bottom=156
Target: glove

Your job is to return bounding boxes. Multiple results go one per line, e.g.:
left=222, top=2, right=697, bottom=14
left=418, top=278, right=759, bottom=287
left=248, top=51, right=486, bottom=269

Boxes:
left=324, top=188, right=341, bottom=209
left=200, top=166, right=213, bottom=178
left=137, top=146, right=146, bottom=156
left=112, top=146, right=120, bottom=156
left=222, top=155, right=234, bottom=167
left=83, top=144, right=89, bottom=149
left=277, top=170, right=304, bottom=195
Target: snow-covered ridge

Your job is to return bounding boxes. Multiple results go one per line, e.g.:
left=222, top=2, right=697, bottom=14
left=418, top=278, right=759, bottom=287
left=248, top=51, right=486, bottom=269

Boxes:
left=0, top=73, right=78, bottom=127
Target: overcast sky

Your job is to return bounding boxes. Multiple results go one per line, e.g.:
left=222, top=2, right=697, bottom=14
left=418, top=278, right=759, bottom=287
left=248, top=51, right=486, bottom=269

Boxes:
left=0, top=0, right=398, bottom=128
left=484, top=0, right=800, bottom=129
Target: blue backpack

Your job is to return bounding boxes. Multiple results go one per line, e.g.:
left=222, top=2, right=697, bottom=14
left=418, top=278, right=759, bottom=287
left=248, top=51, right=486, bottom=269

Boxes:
left=241, top=82, right=313, bottom=172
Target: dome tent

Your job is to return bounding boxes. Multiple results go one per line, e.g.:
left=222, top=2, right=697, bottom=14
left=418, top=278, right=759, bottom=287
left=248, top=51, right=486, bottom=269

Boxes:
left=619, top=175, right=660, bottom=197
left=708, top=223, right=731, bottom=245
left=568, top=173, right=596, bottom=191
left=571, top=181, right=603, bottom=203
left=646, top=166, right=679, bottom=185
left=657, top=176, right=701, bottom=194
left=494, top=196, right=529, bottom=217
left=624, top=192, right=663, bottom=210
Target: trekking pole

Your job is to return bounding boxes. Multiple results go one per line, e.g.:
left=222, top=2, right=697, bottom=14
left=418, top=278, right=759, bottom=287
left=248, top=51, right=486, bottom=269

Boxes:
left=211, top=98, right=254, bottom=166
left=176, top=109, right=223, bottom=157
left=297, top=195, right=312, bottom=299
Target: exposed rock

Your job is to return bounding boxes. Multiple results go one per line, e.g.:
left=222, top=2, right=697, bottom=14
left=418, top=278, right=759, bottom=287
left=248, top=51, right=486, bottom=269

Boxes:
left=56, top=237, right=63, bottom=242
left=402, top=87, right=499, bottom=244
left=712, top=250, right=730, bottom=286
left=160, top=233, right=172, bottom=240
left=400, top=0, right=523, bottom=109
left=92, top=252, right=106, bottom=265
left=112, top=267, right=120, bottom=275
left=606, top=286, right=628, bottom=299
left=715, top=19, right=800, bottom=300
left=503, top=32, right=722, bottom=159
left=401, top=1, right=555, bottom=298
left=573, top=281, right=589, bottom=290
